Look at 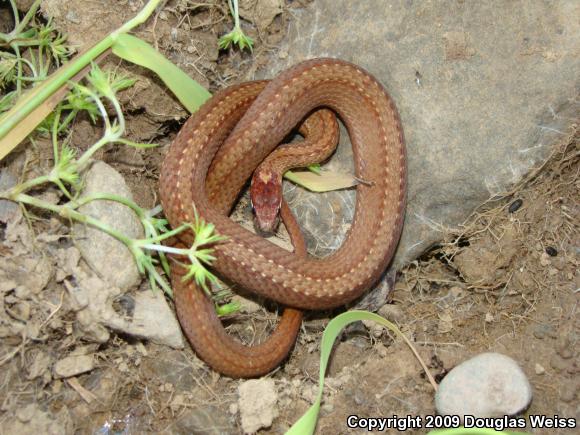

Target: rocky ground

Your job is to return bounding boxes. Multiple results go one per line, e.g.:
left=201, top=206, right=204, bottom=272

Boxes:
left=0, top=1, right=578, bottom=434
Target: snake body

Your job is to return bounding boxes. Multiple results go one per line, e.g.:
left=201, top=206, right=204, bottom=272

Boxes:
left=159, top=58, right=406, bottom=377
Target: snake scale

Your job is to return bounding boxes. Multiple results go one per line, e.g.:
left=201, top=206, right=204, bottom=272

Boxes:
left=159, top=58, right=406, bottom=377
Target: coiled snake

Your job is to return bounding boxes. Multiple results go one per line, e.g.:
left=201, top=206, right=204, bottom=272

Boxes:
left=159, top=58, right=406, bottom=377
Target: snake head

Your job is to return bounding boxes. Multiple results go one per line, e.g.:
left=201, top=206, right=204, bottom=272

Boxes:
left=250, top=169, right=282, bottom=234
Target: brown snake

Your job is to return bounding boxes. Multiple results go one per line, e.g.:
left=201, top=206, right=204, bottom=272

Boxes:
left=159, top=58, right=406, bottom=377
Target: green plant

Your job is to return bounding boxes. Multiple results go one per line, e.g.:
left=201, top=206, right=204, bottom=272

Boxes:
left=0, top=0, right=210, bottom=160
left=0, top=0, right=72, bottom=94
left=218, top=0, right=254, bottom=52
left=0, top=63, right=231, bottom=307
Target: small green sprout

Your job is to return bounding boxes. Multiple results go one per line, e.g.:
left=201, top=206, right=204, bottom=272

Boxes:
left=182, top=210, right=228, bottom=292
left=307, top=163, right=322, bottom=175
left=0, top=91, right=16, bottom=113
left=0, top=56, right=18, bottom=88
left=219, top=0, right=254, bottom=52
left=51, top=143, right=80, bottom=191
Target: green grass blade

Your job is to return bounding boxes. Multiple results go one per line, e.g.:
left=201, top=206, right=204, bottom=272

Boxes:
left=111, top=34, right=211, bottom=114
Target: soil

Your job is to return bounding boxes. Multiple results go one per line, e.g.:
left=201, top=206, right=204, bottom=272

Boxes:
left=0, top=1, right=578, bottom=434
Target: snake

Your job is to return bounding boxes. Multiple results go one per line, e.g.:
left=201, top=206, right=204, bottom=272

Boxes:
left=159, top=58, right=406, bottom=378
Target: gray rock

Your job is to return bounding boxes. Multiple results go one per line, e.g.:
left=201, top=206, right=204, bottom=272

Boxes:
left=263, top=0, right=578, bottom=269
left=435, top=352, right=532, bottom=417
left=115, top=289, right=184, bottom=349
left=0, top=168, right=18, bottom=224
left=74, top=161, right=143, bottom=290
left=6, top=403, right=72, bottom=435
left=168, top=406, right=236, bottom=435
left=67, top=267, right=183, bottom=349
left=53, top=354, right=95, bottom=379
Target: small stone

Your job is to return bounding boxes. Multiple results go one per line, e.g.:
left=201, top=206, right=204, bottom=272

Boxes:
left=437, top=310, right=453, bottom=334
left=539, top=252, right=551, bottom=266
left=26, top=351, right=52, bottom=381
left=74, top=162, right=143, bottom=291
left=232, top=295, right=262, bottom=314
left=65, top=10, right=80, bottom=24
left=173, top=406, right=233, bottom=433
left=11, top=301, right=30, bottom=321
left=558, top=347, right=573, bottom=359
left=485, top=313, right=494, bottom=323
left=238, top=379, right=278, bottom=434
left=435, top=352, right=532, bottom=418
left=361, top=319, right=385, bottom=337
left=53, top=354, right=94, bottom=379
left=533, top=325, right=549, bottom=340
left=378, top=304, right=405, bottom=323
left=449, top=286, right=464, bottom=298
left=0, top=169, right=19, bottom=223
left=375, top=343, right=388, bottom=358
left=534, top=363, right=545, bottom=375
left=321, top=403, right=334, bottom=413
left=559, top=381, right=578, bottom=403
left=550, top=354, right=570, bottom=372
left=556, top=336, right=573, bottom=358
left=117, top=289, right=184, bottom=349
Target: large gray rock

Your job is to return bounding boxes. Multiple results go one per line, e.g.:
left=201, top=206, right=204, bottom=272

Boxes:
left=263, top=0, right=579, bottom=268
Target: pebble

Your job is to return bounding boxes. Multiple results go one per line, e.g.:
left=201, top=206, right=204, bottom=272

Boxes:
left=532, top=324, right=557, bottom=340
left=435, top=352, right=532, bottom=418
left=550, top=354, right=570, bottom=372
left=534, top=363, right=545, bottom=375
left=53, top=354, right=95, bottom=379
left=74, top=161, right=143, bottom=291
left=0, top=169, right=18, bottom=223
left=559, top=381, right=578, bottom=403
left=378, top=304, right=405, bottom=324
left=238, top=379, right=278, bottom=434
left=540, top=252, right=552, bottom=267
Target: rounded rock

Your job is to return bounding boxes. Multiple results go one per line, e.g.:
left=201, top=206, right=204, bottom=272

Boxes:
left=74, top=161, right=143, bottom=290
left=435, top=352, right=532, bottom=418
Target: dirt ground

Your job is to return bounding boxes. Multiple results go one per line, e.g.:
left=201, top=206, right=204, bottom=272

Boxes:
left=0, top=1, right=578, bottom=434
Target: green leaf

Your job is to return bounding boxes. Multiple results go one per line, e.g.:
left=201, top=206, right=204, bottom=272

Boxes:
left=111, top=34, right=211, bottom=114
left=218, top=28, right=254, bottom=52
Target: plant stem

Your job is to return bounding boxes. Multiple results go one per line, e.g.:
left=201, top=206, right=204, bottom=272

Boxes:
left=6, top=0, right=20, bottom=31
left=10, top=192, right=133, bottom=245
left=6, top=175, right=50, bottom=196
left=11, top=0, right=43, bottom=37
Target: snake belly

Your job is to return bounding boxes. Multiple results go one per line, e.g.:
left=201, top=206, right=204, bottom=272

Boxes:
left=159, top=58, right=406, bottom=377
